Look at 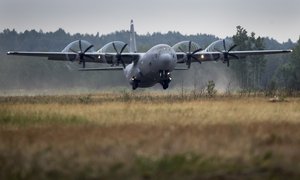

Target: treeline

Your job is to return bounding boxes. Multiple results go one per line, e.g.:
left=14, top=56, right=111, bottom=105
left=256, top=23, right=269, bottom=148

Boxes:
left=231, top=26, right=299, bottom=93
left=0, top=28, right=299, bottom=93
left=0, top=28, right=294, bottom=52
left=0, top=29, right=220, bottom=52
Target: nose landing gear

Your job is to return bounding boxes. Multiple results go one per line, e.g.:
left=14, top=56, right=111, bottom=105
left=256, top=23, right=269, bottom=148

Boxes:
left=161, top=81, right=170, bottom=89
left=159, top=70, right=171, bottom=90
left=131, top=76, right=140, bottom=90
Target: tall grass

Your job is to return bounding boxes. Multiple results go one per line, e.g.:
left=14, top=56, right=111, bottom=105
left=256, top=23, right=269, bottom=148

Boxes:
left=1, top=95, right=299, bottom=126
left=0, top=93, right=300, bottom=179
left=0, top=108, right=86, bottom=126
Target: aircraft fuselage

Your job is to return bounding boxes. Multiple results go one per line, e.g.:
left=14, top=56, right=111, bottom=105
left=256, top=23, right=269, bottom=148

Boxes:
left=124, top=44, right=177, bottom=89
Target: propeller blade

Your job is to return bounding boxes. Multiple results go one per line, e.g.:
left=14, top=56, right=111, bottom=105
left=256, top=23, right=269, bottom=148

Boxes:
left=228, top=44, right=237, bottom=52
left=69, top=40, right=95, bottom=68
left=112, top=42, right=119, bottom=54
left=84, top=45, right=94, bottom=53
left=186, top=55, right=191, bottom=67
left=112, top=43, right=127, bottom=68
left=222, top=41, right=239, bottom=68
left=120, top=44, right=128, bottom=54
left=79, top=40, right=82, bottom=52
left=223, top=39, right=227, bottom=51
left=192, top=48, right=203, bottom=55
left=188, top=41, right=192, bottom=54
left=115, top=54, right=126, bottom=68
left=179, top=41, right=203, bottom=69
left=119, top=52, right=126, bottom=68
left=187, top=61, right=191, bottom=69
left=191, top=56, right=199, bottom=62
left=79, top=54, right=86, bottom=68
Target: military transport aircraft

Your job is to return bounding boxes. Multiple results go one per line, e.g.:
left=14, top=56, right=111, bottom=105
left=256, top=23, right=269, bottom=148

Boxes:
left=7, top=20, right=292, bottom=90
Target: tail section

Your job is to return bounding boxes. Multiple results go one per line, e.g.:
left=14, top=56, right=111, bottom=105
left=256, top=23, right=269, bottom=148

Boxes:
left=129, top=20, right=137, bottom=53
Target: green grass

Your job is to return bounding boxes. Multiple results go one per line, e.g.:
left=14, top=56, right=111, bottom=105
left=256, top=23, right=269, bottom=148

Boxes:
left=133, top=153, right=299, bottom=180
left=0, top=108, right=86, bottom=126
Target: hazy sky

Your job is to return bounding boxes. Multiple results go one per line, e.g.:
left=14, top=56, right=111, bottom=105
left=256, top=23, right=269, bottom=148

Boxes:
left=0, top=0, right=299, bottom=42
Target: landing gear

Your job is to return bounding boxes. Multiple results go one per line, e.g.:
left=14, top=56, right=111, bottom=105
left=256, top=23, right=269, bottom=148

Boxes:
left=161, top=81, right=169, bottom=89
left=159, top=70, right=171, bottom=90
left=131, top=76, right=139, bottom=90
left=132, top=82, right=138, bottom=90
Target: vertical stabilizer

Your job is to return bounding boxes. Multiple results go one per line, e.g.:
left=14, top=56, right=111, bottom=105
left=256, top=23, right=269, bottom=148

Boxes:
left=129, top=20, right=137, bottom=53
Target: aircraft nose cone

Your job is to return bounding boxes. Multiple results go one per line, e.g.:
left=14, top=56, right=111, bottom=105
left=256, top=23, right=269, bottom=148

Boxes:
left=159, top=54, right=173, bottom=69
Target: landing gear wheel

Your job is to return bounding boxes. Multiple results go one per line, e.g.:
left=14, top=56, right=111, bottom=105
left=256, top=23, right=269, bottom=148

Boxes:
left=161, top=81, right=169, bottom=90
left=132, top=82, right=138, bottom=90
left=159, top=70, right=171, bottom=90
left=163, top=83, right=169, bottom=90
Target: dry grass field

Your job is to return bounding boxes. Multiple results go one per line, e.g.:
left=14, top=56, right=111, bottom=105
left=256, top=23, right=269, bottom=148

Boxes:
left=0, top=92, right=300, bottom=179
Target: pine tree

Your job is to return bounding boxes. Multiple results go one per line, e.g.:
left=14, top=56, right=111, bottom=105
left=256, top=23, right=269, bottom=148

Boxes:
left=290, top=37, right=300, bottom=90
left=232, top=26, right=266, bottom=89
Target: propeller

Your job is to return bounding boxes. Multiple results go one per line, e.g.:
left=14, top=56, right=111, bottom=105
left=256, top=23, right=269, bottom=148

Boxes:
left=178, top=41, right=202, bottom=69
left=112, top=42, right=128, bottom=68
left=70, top=40, right=94, bottom=68
left=220, top=39, right=239, bottom=67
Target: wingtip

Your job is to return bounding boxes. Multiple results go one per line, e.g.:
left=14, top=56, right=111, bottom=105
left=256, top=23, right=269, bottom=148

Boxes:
left=285, top=49, right=293, bottom=53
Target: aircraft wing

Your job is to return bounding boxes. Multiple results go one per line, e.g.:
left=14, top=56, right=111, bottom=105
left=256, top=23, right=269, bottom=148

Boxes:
left=7, top=51, right=141, bottom=64
left=177, top=50, right=292, bottom=63
left=7, top=51, right=78, bottom=61
left=176, top=49, right=292, bottom=63
left=78, top=67, right=124, bottom=71
left=225, top=49, right=293, bottom=56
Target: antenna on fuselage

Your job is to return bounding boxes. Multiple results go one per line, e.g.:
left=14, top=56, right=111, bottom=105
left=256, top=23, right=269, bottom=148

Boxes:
left=129, top=19, right=137, bottom=53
